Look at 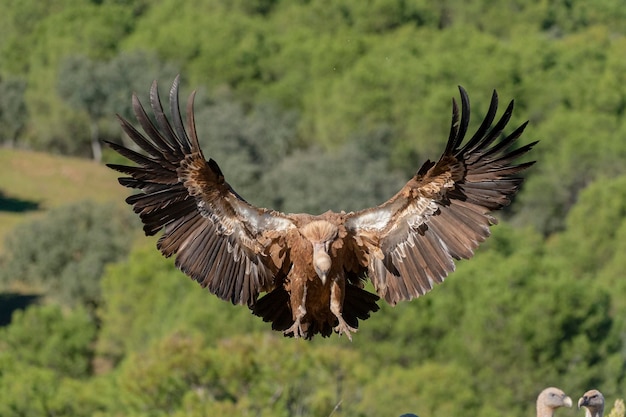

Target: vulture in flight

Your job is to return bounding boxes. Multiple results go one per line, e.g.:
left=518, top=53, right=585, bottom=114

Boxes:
left=578, top=390, right=605, bottom=417
left=107, top=76, right=536, bottom=340
left=537, top=387, right=573, bottom=417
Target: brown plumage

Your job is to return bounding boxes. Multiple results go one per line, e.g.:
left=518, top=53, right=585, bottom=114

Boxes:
left=578, top=390, right=605, bottom=417
left=107, top=76, right=537, bottom=340
left=537, top=387, right=573, bottom=417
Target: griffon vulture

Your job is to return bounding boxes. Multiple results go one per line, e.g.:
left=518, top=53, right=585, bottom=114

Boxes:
left=107, top=76, right=536, bottom=340
left=578, top=390, right=605, bottom=417
left=537, top=387, right=573, bottom=417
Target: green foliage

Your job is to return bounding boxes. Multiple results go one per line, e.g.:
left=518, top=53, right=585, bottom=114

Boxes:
left=0, top=304, right=96, bottom=377
left=0, top=76, right=27, bottom=146
left=4, top=1, right=138, bottom=156
left=354, top=362, right=478, bottom=417
left=0, top=359, right=114, bottom=417
left=0, top=200, right=136, bottom=307
left=115, top=333, right=218, bottom=414
left=0, top=304, right=105, bottom=417
left=547, top=176, right=626, bottom=277
left=97, top=242, right=266, bottom=363
left=57, top=51, right=178, bottom=160
left=0, top=362, right=62, bottom=417
left=259, top=128, right=406, bottom=213
left=58, top=51, right=178, bottom=123
left=4, top=1, right=626, bottom=416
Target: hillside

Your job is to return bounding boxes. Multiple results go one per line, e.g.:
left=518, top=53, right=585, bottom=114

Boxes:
left=0, top=148, right=129, bottom=250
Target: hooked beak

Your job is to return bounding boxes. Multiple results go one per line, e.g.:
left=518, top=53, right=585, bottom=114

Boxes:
left=312, top=242, right=331, bottom=285
left=578, top=397, right=587, bottom=409
left=564, top=396, right=573, bottom=408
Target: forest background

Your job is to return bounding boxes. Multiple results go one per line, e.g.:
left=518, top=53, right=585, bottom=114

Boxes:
left=1, top=1, right=626, bottom=416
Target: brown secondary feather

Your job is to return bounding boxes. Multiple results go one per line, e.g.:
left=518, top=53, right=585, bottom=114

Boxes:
left=107, top=76, right=537, bottom=340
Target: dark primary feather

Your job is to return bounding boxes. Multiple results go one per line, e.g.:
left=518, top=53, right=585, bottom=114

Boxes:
left=108, top=77, right=536, bottom=339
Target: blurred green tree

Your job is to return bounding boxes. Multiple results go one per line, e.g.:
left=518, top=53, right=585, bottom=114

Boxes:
left=259, top=127, right=405, bottom=214
left=0, top=304, right=96, bottom=378
left=0, top=200, right=136, bottom=308
left=0, top=76, right=28, bottom=147
left=97, top=242, right=266, bottom=364
left=57, top=51, right=177, bottom=161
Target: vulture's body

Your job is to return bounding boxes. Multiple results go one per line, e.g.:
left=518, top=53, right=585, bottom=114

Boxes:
left=108, top=77, right=536, bottom=340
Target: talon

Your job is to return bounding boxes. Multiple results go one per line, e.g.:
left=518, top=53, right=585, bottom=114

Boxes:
left=334, top=318, right=357, bottom=341
left=285, top=318, right=305, bottom=338
left=285, top=303, right=307, bottom=338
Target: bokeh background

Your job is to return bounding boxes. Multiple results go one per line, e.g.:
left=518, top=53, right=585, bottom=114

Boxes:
left=1, top=1, right=626, bottom=416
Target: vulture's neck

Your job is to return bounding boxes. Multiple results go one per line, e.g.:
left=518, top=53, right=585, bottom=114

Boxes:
left=584, top=409, right=603, bottom=417
left=536, top=404, right=556, bottom=417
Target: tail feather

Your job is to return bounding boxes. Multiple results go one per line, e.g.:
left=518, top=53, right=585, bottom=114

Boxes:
left=252, top=284, right=380, bottom=339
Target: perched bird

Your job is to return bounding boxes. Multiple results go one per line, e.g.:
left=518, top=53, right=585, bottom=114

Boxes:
left=107, top=76, right=536, bottom=340
left=578, top=390, right=605, bottom=417
left=537, top=387, right=573, bottom=417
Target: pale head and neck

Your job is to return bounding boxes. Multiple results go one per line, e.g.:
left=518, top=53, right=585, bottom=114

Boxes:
left=301, top=220, right=338, bottom=285
left=536, top=387, right=572, bottom=417
left=578, top=390, right=604, bottom=417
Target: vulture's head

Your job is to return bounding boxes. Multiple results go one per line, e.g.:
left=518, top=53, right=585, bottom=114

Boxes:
left=537, top=387, right=573, bottom=417
left=301, top=220, right=339, bottom=285
left=578, top=389, right=604, bottom=416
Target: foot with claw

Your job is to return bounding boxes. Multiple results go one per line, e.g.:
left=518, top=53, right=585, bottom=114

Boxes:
left=285, top=318, right=306, bottom=338
left=285, top=304, right=307, bottom=338
left=334, top=317, right=357, bottom=341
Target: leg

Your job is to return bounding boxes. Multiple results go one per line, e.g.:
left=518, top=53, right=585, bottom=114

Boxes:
left=330, top=280, right=357, bottom=341
left=284, top=285, right=307, bottom=338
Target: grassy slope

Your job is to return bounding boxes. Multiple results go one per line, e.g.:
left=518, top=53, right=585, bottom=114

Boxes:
left=0, top=148, right=130, bottom=251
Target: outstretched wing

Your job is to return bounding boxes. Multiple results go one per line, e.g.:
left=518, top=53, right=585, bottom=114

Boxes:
left=345, top=87, right=537, bottom=305
left=107, top=76, right=294, bottom=307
